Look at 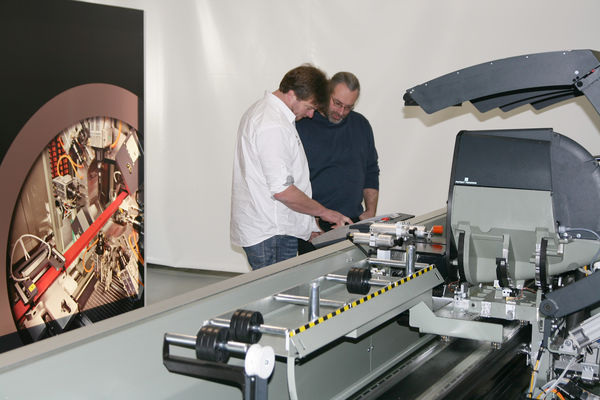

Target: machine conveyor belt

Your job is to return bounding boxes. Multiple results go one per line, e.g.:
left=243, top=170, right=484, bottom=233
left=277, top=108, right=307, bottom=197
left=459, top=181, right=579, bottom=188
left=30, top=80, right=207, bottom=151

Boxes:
left=287, top=265, right=443, bottom=358
left=204, top=265, right=444, bottom=360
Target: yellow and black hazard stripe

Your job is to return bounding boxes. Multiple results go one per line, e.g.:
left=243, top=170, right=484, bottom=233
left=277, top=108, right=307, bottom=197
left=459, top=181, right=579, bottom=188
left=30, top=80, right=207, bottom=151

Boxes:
left=289, top=265, right=434, bottom=337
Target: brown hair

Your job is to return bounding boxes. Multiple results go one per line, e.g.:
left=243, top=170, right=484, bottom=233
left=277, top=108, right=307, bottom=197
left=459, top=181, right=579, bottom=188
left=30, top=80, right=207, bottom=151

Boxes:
left=279, top=64, right=328, bottom=109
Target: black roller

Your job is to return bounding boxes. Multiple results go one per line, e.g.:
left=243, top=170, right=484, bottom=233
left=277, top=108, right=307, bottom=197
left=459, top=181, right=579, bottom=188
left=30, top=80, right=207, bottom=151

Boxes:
left=195, top=325, right=230, bottom=363
left=229, top=309, right=263, bottom=344
left=346, top=267, right=372, bottom=295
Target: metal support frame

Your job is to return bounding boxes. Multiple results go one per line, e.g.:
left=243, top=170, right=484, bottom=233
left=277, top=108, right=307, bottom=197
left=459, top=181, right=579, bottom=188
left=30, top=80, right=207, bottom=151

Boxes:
left=162, top=335, right=268, bottom=400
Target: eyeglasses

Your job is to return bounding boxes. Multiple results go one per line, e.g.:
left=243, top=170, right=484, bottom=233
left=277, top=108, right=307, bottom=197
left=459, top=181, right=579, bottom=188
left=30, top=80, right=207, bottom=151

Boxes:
left=331, top=97, right=354, bottom=112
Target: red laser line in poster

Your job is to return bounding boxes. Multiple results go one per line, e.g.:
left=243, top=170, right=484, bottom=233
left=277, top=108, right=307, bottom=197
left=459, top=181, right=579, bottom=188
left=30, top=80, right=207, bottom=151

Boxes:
left=12, top=191, right=129, bottom=322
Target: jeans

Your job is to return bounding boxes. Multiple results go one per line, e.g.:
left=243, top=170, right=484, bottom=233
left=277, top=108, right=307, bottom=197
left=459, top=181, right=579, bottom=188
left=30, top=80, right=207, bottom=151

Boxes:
left=243, top=235, right=298, bottom=270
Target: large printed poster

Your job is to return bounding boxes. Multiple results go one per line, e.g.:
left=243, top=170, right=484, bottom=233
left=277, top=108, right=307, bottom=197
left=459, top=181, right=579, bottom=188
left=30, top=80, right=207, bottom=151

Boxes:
left=0, top=1, right=144, bottom=352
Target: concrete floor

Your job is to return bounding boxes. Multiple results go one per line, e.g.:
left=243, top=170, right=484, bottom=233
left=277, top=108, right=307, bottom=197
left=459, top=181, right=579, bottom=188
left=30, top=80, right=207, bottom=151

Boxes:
left=145, top=263, right=240, bottom=305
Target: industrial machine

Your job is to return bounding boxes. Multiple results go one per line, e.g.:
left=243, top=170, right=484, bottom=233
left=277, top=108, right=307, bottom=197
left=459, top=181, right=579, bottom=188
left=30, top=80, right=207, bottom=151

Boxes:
left=163, top=49, right=600, bottom=399
left=403, top=49, right=600, bottom=399
left=1, top=49, right=600, bottom=400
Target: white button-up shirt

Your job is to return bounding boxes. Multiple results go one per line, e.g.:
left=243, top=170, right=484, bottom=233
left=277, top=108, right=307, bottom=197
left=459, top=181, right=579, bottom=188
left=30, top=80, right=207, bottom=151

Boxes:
left=230, top=92, right=318, bottom=247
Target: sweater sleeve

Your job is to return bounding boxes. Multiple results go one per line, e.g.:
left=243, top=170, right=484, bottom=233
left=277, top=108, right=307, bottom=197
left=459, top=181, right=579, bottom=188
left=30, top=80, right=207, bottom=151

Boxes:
left=363, top=120, right=380, bottom=190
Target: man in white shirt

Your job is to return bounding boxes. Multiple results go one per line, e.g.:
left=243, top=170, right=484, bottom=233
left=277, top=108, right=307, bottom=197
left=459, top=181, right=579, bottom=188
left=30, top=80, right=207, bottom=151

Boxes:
left=231, top=65, right=352, bottom=270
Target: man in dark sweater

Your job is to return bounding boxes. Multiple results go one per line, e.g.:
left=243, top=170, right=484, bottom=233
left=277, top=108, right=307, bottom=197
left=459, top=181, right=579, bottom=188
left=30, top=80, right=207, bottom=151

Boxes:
left=296, top=72, right=380, bottom=253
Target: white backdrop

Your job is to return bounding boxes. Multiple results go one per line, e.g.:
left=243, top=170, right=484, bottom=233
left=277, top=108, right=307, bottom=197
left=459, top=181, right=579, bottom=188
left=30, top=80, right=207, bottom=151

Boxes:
left=86, top=0, right=600, bottom=272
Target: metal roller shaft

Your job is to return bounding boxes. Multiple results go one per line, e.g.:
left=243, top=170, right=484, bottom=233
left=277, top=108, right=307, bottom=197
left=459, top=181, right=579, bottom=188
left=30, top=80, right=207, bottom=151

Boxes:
left=164, top=332, right=196, bottom=348
left=367, top=258, right=405, bottom=267
left=308, top=280, right=320, bottom=321
left=406, top=244, right=416, bottom=275
left=367, top=258, right=430, bottom=272
left=273, top=293, right=345, bottom=308
left=325, top=273, right=391, bottom=287
left=208, top=318, right=288, bottom=336
left=164, top=332, right=250, bottom=354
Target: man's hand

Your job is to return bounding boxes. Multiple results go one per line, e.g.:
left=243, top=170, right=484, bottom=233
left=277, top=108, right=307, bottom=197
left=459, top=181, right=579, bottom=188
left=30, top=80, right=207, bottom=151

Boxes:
left=320, top=209, right=353, bottom=228
left=359, top=209, right=376, bottom=221
left=309, top=231, right=322, bottom=241
left=274, top=185, right=352, bottom=228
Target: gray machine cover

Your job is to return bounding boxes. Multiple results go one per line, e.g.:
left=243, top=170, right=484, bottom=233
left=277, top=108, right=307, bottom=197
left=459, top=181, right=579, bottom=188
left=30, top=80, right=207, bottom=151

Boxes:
left=448, top=128, right=600, bottom=237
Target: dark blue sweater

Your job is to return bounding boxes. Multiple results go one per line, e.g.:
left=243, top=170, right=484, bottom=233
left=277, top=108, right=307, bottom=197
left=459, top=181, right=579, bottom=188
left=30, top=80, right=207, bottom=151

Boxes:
left=297, top=111, right=379, bottom=219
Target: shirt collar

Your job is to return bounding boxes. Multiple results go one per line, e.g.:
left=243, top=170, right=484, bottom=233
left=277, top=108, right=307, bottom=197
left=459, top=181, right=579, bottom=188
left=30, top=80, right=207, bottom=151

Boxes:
left=265, top=91, right=296, bottom=124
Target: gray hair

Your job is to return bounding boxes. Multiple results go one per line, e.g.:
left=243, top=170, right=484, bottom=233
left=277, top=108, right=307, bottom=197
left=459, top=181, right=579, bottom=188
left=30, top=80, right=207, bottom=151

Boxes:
left=330, top=72, right=360, bottom=95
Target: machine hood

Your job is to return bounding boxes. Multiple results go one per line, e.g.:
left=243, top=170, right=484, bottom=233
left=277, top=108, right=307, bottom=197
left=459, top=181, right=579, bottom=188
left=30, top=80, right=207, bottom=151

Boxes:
left=404, top=49, right=600, bottom=116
